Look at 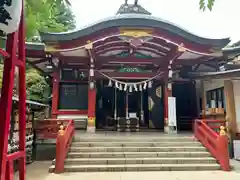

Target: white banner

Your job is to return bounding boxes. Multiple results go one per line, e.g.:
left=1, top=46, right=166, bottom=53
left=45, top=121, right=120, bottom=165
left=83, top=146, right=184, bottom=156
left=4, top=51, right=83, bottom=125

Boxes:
left=0, top=0, right=22, bottom=34
left=168, top=97, right=177, bottom=127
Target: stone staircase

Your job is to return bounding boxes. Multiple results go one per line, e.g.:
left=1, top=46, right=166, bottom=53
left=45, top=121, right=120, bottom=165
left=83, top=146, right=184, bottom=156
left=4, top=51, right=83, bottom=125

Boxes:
left=49, top=134, right=221, bottom=172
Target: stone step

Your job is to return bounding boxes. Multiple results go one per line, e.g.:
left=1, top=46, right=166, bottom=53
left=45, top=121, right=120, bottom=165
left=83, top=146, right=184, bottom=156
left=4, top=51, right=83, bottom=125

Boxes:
left=67, top=151, right=212, bottom=158
left=69, top=146, right=207, bottom=152
left=53, top=157, right=216, bottom=165
left=49, top=163, right=221, bottom=172
left=74, top=136, right=195, bottom=142
left=71, top=141, right=202, bottom=147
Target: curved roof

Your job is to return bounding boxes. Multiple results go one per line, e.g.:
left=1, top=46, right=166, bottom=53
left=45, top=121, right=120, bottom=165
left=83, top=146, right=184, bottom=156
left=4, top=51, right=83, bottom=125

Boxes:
left=40, top=13, right=230, bottom=48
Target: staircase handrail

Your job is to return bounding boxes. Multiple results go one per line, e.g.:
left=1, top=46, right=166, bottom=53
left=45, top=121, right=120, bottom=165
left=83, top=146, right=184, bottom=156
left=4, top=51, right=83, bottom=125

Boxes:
left=55, top=119, right=75, bottom=173
left=194, top=119, right=230, bottom=171
left=35, top=119, right=71, bottom=139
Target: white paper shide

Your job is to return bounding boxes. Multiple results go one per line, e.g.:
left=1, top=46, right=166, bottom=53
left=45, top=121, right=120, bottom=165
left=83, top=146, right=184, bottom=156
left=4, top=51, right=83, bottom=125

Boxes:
left=168, top=97, right=177, bottom=127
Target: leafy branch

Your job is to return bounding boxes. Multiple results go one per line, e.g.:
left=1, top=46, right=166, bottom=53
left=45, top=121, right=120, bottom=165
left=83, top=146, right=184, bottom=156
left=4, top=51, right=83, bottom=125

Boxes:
left=199, top=0, right=216, bottom=11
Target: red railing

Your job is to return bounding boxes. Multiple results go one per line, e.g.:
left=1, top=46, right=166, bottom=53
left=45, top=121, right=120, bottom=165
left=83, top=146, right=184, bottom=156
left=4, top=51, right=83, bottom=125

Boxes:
left=35, top=119, right=71, bottom=140
left=35, top=119, right=75, bottom=173
left=194, top=119, right=230, bottom=171
left=55, top=120, right=75, bottom=173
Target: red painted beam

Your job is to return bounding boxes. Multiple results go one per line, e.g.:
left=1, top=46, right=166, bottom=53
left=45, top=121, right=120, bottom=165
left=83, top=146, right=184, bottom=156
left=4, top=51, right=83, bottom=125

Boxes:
left=94, top=40, right=169, bottom=54
left=52, top=110, right=88, bottom=115
left=31, top=58, right=49, bottom=64
left=26, top=50, right=46, bottom=58
left=0, top=49, right=10, bottom=58
left=58, top=56, right=166, bottom=66
left=95, top=56, right=165, bottom=66
left=95, top=46, right=165, bottom=57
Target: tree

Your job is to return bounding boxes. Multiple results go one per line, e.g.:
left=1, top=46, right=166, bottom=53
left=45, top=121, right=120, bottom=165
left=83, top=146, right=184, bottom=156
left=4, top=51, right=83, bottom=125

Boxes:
left=0, top=0, right=76, bottom=103
left=199, top=0, right=216, bottom=11
left=26, top=69, right=50, bottom=103
left=25, top=0, right=76, bottom=40
left=23, top=0, right=76, bottom=102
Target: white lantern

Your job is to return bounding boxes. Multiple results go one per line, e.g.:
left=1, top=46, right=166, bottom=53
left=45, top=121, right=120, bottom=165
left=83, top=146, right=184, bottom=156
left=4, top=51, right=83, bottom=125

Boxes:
left=139, top=84, right=142, bottom=91
left=0, top=0, right=22, bottom=34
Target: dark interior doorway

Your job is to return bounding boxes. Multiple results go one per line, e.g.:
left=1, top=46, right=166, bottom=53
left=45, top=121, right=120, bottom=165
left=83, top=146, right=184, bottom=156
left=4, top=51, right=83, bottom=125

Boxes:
left=172, top=81, right=198, bottom=131
left=95, top=80, right=150, bottom=131
left=95, top=80, right=115, bottom=130
left=128, top=91, right=140, bottom=116
left=116, top=90, right=126, bottom=117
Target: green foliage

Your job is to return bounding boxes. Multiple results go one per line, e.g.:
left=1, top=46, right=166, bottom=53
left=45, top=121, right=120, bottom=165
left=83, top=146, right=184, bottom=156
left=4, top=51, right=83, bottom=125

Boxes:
left=26, top=69, right=50, bottom=103
left=199, top=0, right=216, bottom=11
left=25, top=0, right=76, bottom=40
left=23, top=0, right=75, bottom=102
left=0, top=0, right=76, bottom=103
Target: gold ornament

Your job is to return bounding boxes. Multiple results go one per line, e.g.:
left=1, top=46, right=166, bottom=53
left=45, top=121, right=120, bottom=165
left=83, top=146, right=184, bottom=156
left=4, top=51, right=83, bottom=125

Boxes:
left=88, top=117, right=96, bottom=127
left=156, top=86, right=162, bottom=98
left=85, top=40, right=93, bottom=50
left=178, top=43, right=186, bottom=52
left=45, top=45, right=58, bottom=52
left=219, top=126, right=226, bottom=136
left=119, top=29, right=152, bottom=38
left=58, top=125, right=65, bottom=136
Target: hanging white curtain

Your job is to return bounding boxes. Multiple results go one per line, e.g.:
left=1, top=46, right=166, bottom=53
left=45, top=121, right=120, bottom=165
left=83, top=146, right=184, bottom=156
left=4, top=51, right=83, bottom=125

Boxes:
left=0, top=0, right=22, bottom=34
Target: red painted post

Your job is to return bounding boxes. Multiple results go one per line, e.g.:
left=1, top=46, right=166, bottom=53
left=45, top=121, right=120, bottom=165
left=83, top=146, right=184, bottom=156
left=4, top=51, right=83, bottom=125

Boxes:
left=218, top=135, right=230, bottom=171
left=18, top=9, right=27, bottom=180
left=55, top=126, right=65, bottom=173
left=51, top=69, right=60, bottom=118
left=0, top=1, right=26, bottom=179
left=6, top=161, right=14, bottom=180
left=164, top=84, right=168, bottom=128
left=194, top=120, right=198, bottom=137
left=0, top=32, right=18, bottom=180
left=87, top=88, right=96, bottom=132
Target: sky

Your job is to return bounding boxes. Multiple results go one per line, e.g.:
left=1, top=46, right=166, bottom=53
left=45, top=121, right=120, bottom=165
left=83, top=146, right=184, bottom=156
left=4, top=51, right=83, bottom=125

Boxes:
left=70, top=0, right=240, bottom=44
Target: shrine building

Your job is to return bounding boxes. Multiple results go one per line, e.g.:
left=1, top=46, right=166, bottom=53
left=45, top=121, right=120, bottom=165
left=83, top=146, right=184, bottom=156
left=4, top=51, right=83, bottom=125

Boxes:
left=24, top=2, right=231, bottom=133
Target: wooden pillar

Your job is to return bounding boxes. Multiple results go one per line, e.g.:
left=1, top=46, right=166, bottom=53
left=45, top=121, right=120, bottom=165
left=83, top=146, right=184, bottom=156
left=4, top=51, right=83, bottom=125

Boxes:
left=224, top=80, right=237, bottom=138
left=164, top=84, right=168, bottom=132
left=0, top=5, right=26, bottom=180
left=87, top=87, right=96, bottom=133
left=163, top=45, right=185, bottom=133
left=201, top=80, right=206, bottom=117
left=164, top=82, right=173, bottom=132
left=51, top=68, right=60, bottom=118
left=86, top=41, right=96, bottom=133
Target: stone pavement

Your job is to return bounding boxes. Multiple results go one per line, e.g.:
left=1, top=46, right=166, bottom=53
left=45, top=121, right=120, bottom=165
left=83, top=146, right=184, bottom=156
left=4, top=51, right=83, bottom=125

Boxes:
left=14, top=161, right=240, bottom=180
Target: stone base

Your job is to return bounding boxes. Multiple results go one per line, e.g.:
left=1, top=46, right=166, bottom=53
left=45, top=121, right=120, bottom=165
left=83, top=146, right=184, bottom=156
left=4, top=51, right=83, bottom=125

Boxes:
left=164, top=126, right=169, bottom=133
left=169, top=126, right=177, bottom=134
left=164, top=126, right=177, bottom=134
left=87, top=126, right=96, bottom=133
